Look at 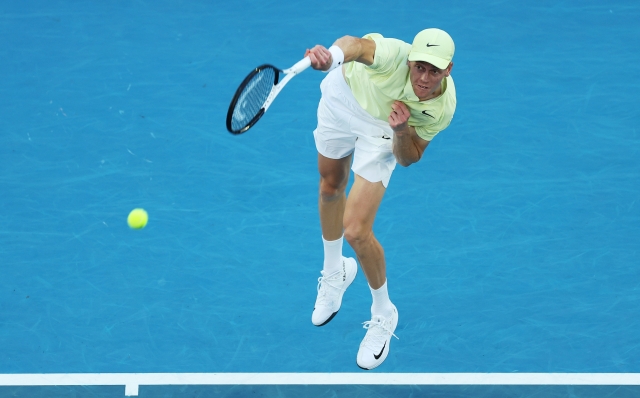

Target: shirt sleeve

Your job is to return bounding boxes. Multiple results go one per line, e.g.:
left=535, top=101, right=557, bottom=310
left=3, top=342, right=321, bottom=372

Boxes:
left=363, top=34, right=410, bottom=75
left=415, top=125, right=445, bottom=141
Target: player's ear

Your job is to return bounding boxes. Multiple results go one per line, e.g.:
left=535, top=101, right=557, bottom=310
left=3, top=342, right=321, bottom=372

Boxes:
left=444, top=62, right=453, bottom=77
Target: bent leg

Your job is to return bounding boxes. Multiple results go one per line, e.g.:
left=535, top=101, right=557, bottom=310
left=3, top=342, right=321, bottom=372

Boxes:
left=343, top=174, right=387, bottom=289
left=318, top=152, right=352, bottom=241
left=312, top=152, right=356, bottom=327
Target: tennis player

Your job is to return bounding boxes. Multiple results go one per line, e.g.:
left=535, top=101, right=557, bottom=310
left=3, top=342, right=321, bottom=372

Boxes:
left=305, top=28, right=456, bottom=370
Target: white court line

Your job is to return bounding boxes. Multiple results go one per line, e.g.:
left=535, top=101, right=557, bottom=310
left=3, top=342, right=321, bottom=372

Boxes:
left=0, top=373, right=639, bottom=396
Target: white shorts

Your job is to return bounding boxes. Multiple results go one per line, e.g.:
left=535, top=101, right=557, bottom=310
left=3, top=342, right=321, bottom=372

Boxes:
left=313, top=68, right=397, bottom=188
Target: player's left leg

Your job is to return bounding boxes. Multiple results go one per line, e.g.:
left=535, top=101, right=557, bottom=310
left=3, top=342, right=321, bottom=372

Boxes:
left=343, top=174, right=387, bottom=290
left=343, top=174, right=399, bottom=370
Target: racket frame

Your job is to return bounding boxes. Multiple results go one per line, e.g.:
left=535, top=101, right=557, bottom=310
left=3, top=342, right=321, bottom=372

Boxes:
left=226, top=57, right=312, bottom=134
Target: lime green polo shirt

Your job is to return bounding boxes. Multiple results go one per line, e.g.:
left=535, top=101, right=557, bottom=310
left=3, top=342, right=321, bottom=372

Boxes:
left=343, top=33, right=457, bottom=141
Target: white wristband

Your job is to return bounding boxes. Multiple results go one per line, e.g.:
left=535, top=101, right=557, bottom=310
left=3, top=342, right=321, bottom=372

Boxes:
left=323, top=45, right=345, bottom=73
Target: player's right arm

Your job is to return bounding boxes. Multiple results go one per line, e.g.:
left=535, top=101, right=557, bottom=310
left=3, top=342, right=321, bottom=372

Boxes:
left=306, top=36, right=375, bottom=70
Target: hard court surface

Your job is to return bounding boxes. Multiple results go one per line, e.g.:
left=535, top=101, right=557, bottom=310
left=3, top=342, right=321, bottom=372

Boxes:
left=1, top=0, right=639, bottom=397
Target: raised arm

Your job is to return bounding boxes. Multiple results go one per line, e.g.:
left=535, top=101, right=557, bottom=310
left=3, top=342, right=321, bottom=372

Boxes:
left=305, top=35, right=376, bottom=70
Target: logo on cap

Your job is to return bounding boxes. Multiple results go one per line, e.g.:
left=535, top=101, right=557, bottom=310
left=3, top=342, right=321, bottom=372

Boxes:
left=408, top=28, right=455, bottom=70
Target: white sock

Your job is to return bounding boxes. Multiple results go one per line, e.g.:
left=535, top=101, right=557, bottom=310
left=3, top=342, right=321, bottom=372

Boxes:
left=370, top=280, right=394, bottom=318
left=322, top=235, right=343, bottom=275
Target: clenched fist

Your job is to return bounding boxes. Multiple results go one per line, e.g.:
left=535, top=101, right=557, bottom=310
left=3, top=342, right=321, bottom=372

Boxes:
left=388, top=101, right=410, bottom=132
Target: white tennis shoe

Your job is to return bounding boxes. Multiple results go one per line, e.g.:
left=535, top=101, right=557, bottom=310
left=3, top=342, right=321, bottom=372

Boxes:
left=356, top=304, right=399, bottom=370
left=312, top=257, right=357, bottom=326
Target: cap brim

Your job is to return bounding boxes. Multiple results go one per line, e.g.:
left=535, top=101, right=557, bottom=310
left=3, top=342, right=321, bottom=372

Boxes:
left=408, top=52, right=450, bottom=70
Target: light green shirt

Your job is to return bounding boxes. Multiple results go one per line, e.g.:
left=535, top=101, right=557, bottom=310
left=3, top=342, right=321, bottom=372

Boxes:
left=344, top=33, right=457, bottom=141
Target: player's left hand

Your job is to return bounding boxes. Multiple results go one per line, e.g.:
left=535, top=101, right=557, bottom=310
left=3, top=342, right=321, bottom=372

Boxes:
left=388, top=101, right=411, bottom=132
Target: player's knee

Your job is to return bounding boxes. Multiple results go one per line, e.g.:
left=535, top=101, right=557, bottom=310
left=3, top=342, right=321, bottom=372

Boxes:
left=319, top=176, right=347, bottom=202
left=343, top=220, right=371, bottom=247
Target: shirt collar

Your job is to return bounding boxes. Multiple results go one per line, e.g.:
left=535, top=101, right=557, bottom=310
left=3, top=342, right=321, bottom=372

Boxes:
left=403, top=77, right=419, bottom=101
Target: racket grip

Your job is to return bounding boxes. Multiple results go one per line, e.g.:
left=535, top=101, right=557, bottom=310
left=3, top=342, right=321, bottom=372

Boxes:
left=286, top=57, right=312, bottom=74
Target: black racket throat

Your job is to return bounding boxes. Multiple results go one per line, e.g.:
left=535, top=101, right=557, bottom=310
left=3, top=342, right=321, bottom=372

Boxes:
left=226, top=64, right=281, bottom=134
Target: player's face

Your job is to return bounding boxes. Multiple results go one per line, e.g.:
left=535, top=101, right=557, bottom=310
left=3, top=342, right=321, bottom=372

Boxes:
left=408, top=61, right=452, bottom=101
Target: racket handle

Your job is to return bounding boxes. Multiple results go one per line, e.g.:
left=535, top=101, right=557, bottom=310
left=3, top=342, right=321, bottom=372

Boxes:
left=284, top=57, right=312, bottom=74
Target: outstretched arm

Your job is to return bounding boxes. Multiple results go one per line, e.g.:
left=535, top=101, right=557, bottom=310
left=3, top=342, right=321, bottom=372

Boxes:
left=389, top=101, right=430, bottom=167
left=305, top=36, right=376, bottom=71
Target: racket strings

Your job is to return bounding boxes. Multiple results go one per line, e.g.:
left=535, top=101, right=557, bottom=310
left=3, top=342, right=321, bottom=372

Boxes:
left=230, top=68, right=277, bottom=132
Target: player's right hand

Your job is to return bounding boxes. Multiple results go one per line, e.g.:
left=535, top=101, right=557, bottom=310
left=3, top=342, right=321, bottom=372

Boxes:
left=306, top=45, right=333, bottom=71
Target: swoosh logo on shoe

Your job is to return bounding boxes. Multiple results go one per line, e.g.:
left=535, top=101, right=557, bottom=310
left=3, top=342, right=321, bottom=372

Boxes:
left=374, top=342, right=386, bottom=360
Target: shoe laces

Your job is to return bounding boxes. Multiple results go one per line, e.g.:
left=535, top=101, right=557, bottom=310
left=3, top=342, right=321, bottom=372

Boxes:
left=361, top=315, right=399, bottom=347
left=316, top=270, right=343, bottom=305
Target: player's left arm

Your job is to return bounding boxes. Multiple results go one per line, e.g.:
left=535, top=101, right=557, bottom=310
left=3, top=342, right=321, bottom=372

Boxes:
left=389, top=101, right=430, bottom=167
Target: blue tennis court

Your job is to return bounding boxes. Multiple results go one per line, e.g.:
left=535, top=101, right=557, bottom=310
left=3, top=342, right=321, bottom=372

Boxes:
left=1, top=0, right=639, bottom=396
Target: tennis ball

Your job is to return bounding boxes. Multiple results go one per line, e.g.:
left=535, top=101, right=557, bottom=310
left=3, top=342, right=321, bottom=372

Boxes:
left=127, top=208, right=148, bottom=229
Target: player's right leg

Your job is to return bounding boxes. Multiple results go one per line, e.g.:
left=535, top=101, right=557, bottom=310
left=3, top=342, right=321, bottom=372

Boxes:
left=318, top=153, right=351, bottom=241
left=311, top=153, right=358, bottom=326
left=310, top=67, right=359, bottom=327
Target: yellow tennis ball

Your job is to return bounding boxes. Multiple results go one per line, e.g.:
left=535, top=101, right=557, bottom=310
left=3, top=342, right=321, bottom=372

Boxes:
left=127, top=208, right=148, bottom=229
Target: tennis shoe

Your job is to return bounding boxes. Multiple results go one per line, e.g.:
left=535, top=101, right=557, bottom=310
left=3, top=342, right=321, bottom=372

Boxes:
left=356, top=305, right=399, bottom=370
left=312, top=257, right=357, bottom=326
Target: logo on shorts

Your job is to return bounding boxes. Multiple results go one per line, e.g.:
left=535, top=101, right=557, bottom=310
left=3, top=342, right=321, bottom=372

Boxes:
left=381, top=135, right=391, bottom=140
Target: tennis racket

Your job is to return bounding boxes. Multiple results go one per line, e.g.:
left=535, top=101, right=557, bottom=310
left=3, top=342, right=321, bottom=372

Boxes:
left=226, top=57, right=312, bottom=134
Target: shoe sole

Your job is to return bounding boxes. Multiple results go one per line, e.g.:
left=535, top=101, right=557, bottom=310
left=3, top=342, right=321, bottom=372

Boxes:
left=356, top=348, right=388, bottom=371
left=314, top=311, right=338, bottom=327
left=356, top=305, right=398, bottom=370
left=313, top=257, right=357, bottom=327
